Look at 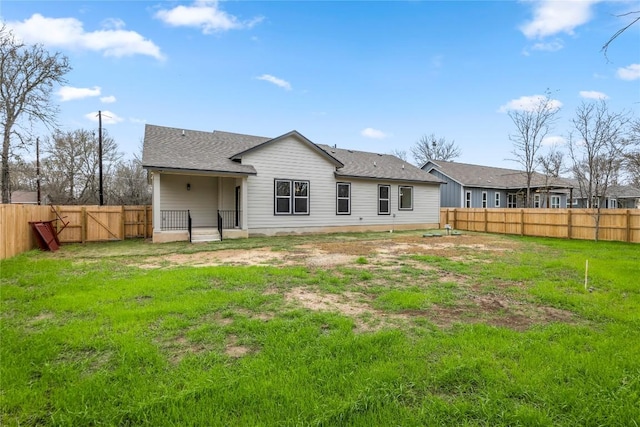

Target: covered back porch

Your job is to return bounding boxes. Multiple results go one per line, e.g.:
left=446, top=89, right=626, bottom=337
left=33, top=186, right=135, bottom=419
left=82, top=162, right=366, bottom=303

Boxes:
left=151, top=171, right=249, bottom=243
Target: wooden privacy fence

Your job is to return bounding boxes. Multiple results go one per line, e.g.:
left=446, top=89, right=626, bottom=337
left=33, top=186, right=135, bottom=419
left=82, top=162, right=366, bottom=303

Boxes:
left=441, top=208, right=640, bottom=243
left=1, top=204, right=152, bottom=260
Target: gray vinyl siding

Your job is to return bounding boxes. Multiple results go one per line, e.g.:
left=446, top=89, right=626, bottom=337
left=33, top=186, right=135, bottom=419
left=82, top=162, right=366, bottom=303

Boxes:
left=464, top=188, right=509, bottom=208
left=429, top=169, right=462, bottom=207
left=159, top=174, right=218, bottom=227
left=243, top=135, right=440, bottom=231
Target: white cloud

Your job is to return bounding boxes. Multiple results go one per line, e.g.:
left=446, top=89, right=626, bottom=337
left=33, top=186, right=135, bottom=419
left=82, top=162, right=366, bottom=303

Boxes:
left=361, top=128, right=389, bottom=139
left=531, top=39, right=564, bottom=52
left=520, top=0, right=601, bottom=39
left=542, top=135, right=566, bottom=146
left=58, top=86, right=101, bottom=101
left=130, top=117, right=146, bottom=124
left=84, top=110, right=124, bottom=125
left=498, top=95, right=563, bottom=113
left=616, top=64, right=640, bottom=81
left=7, top=14, right=164, bottom=60
left=579, top=90, right=609, bottom=100
left=155, top=0, right=263, bottom=34
left=256, top=74, right=291, bottom=90
left=100, top=95, right=117, bottom=104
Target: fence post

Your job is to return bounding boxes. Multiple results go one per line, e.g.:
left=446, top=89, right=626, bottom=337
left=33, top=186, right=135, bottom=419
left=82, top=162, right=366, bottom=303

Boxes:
left=121, top=206, right=126, bottom=240
left=81, top=207, right=87, bottom=243
left=453, top=209, right=457, bottom=230
left=484, top=209, right=488, bottom=232
left=567, top=209, right=572, bottom=240
left=144, top=206, right=148, bottom=239
left=520, top=209, right=525, bottom=236
left=626, top=209, right=631, bottom=243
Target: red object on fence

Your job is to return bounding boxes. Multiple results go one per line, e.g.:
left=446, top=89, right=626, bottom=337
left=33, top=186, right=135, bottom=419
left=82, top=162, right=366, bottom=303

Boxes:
left=29, top=220, right=60, bottom=252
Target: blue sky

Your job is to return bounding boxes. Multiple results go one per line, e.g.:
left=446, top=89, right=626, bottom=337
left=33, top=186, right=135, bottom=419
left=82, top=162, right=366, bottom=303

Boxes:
left=2, top=0, right=639, bottom=168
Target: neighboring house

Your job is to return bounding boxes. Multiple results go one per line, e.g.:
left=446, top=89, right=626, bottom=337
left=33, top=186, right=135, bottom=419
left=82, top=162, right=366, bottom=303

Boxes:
left=142, top=125, right=443, bottom=242
left=570, top=184, right=640, bottom=209
left=422, top=160, right=574, bottom=209
left=10, top=191, right=50, bottom=205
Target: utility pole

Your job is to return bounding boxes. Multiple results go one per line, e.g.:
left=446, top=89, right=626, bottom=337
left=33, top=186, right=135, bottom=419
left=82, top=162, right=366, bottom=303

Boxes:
left=98, top=110, right=104, bottom=206
left=36, top=137, right=41, bottom=205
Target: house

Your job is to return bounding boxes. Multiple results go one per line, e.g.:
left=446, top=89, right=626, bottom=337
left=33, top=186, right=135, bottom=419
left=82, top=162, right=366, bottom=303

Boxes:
left=10, top=191, right=50, bottom=205
left=422, top=160, right=574, bottom=209
left=142, top=125, right=443, bottom=242
left=570, top=184, right=640, bottom=209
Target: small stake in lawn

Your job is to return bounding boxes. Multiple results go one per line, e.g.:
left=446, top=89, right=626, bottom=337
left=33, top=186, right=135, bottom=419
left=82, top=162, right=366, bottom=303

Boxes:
left=585, top=259, right=589, bottom=291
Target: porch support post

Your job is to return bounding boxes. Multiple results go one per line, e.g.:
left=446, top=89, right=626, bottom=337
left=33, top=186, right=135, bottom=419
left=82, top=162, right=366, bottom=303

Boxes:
left=241, top=176, right=248, bottom=230
left=152, top=172, right=162, bottom=232
left=217, top=177, right=223, bottom=215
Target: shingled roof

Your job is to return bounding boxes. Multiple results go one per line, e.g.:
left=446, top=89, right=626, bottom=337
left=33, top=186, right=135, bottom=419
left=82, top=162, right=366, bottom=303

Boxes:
left=425, top=160, right=573, bottom=189
left=142, top=124, right=269, bottom=175
left=143, top=124, right=441, bottom=184
left=321, top=145, right=441, bottom=183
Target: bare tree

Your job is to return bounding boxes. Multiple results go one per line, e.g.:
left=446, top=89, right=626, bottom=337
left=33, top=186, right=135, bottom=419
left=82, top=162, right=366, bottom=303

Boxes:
left=411, top=133, right=461, bottom=166
left=538, top=144, right=565, bottom=207
left=507, top=92, right=560, bottom=207
left=7, top=156, right=38, bottom=192
left=42, top=129, right=121, bottom=204
left=0, top=26, right=71, bottom=203
left=107, top=151, right=151, bottom=205
left=568, top=100, right=635, bottom=240
left=602, top=11, right=640, bottom=60
left=625, top=119, right=640, bottom=186
left=389, top=148, right=408, bottom=162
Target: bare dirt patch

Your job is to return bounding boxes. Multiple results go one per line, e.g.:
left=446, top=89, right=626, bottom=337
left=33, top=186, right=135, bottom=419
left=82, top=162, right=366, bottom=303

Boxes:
left=284, top=288, right=403, bottom=332
left=135, top=233, right=574, bottom=331
left=283, top=285, right=576, bottom=332
left=225, top=335, right=252, bottom=358
left=160, top=335, right=213, bottom=365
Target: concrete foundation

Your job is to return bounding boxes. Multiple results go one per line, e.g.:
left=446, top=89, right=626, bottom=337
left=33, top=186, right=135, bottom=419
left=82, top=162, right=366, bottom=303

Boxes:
left=152, top=230, right=189, bottom=243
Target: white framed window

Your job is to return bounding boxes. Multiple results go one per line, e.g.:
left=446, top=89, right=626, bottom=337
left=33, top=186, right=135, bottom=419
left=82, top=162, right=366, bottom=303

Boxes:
left=533, top=194, right=541, bottom=208
left=507, top=193, right=517, bottom=208
left=465, top=191, right=472, bottom=208
left=550, top=195, right=560, bottom=208
left=399, top=186, right=413, bottom=210
left=275, top=180, right=291, bottom=214
left=294, top=181, right=309, bottom=214
left=572, top=198, right=579, bottom=206
left=495, top=192, right=501, bottom=207
left=336, top=182, right=351, bottom=215
left=275, top=179, right=309, bottom=215
left=378, top=185, right=390, bottom=215
left=482, top=191, right=488, bottom=208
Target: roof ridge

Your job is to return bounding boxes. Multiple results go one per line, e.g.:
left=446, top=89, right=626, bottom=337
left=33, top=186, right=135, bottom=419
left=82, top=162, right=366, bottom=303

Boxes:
left=213, top=129, right=271, bottom=139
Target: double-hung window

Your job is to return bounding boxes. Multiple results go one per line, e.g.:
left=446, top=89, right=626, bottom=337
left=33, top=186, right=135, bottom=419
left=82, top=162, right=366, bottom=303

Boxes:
left=399, top=186, right=413, bottom=210
left=550, top=195, right=560, bottom=209
left=275, top=179, right=309, bottom=215
left=336, top=182, right=351, bottom=214
left=482, top=191, right=488, bottom=208
left=495, top=193, right=501, bottom=207
left=533, top=194, right=541, bottom=208
left=465, top=191, right=472, bottom=208
left=378, top=185, right=390, bottom=215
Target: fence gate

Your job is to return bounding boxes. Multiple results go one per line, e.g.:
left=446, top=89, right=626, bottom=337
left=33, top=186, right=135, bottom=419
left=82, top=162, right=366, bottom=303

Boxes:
left=85, top=207, right=124, bottom=241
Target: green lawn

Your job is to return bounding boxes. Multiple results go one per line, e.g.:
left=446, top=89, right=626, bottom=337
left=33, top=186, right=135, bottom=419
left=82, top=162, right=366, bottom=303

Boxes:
left=1, top=232, right=638, bottom=426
